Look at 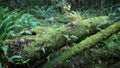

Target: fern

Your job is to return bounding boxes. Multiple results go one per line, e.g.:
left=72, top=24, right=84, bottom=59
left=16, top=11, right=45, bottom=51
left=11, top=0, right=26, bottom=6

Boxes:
left=32, top=6, right=55, bottom=18
left=0, top=8, right=20, bottom=41
left=0, top=7, right=41, bottom=43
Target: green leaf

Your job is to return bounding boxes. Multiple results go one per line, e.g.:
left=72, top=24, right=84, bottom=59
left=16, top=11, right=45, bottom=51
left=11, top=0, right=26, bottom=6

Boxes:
left=8, top=55, right=30, bottom=64
left=22, top=59, right=30, bottom=64
left=63, top=35, right=71, bottom=41
left=42, top=47, right=46, bottom=54
left=70, top=35, right=78, bottom=39
left=47, top=56, right=50, bottom=62
left=1, top=45, right=8, bottom=56
left=8, top=55, right=22, bottom=63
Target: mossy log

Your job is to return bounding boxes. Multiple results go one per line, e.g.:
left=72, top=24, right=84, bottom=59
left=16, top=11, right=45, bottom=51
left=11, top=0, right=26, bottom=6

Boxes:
left=89, top=31, right=120, bottom=56
left=42, top=21, right=120, bottom=68
left=3, top=16, right=110, bottom=64
left=26, top=16, right=109, bottom=58
left=43, top=32, right=120, bottom=68
left=81, top=32, right=120, bottom=68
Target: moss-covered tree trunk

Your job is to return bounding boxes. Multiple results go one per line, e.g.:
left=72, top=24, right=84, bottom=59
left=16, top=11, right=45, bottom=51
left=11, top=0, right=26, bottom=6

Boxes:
left=25, top=16, right=110, bottom=58
left=42, top=21, right=120, bottom=68
left=3, top=16, right=110, bottom=65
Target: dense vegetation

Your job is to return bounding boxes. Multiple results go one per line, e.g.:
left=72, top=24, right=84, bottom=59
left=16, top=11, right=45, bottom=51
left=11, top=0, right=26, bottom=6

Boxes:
left=0, top=0, right=120, bottom=68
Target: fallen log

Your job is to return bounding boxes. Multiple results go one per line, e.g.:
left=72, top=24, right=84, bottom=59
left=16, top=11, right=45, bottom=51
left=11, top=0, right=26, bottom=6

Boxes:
left=45, top=32, right=120, bottom=68
left=26, top=16, right=110, bottom=58
left=82, top=32, right=120, bottom=68
left=42, top=21, right=120, bottom=68
left=93, top=32, right=120, bottom=59
left=3, top=16, right=110, bottom=65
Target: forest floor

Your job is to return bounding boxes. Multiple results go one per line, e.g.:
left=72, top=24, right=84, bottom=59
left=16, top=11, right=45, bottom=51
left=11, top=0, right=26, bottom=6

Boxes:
left=0, top=7, right=120, bottom=68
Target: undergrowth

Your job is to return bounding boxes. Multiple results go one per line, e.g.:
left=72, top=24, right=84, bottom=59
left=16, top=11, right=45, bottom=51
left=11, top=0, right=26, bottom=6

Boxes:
left=0, top=5, right=120, bottom=68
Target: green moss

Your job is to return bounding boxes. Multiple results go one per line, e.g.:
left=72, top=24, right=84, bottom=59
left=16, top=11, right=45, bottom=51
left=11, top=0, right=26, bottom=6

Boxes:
left=79, top=16, right=109, bottom=29
left=31, top=26, right=54, bottom=36
left=20, top=16, right=110, bottom=60
left=42, top=21, right=120, bottom=68
left=2, top=16, right=111, bottom=65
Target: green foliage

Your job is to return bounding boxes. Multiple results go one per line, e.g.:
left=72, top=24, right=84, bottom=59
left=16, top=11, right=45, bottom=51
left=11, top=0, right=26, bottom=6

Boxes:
left=2, top=45, right=8, bottom=57
left=68, top=10, right=83, bottom=21
left=1, top=0, right=120, bottom=12
left=0, top=1, right=120, bottom=67
left=2, top=45, right=30, bottom=64
left=8, top=55, right=30, bottom=64
left=0, top=8, right=21, bottom=41
left=0, top=7, right=9, bottom=20
left=63, top=35, right=71, bottom=41
left=0, top=7, right=45, bottom=65
left=63, top=35, right=78, bottom=41
left=0, top=7, right=42, bottom=43
left=16, top=13, right=40, bottom=28
left=32, top=6, right=55, bottom=18
left=104, top=34, right=120, bottom=50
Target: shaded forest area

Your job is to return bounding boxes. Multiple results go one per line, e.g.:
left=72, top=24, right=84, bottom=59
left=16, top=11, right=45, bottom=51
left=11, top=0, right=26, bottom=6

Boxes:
left=0, top=0, right=120, bottom=68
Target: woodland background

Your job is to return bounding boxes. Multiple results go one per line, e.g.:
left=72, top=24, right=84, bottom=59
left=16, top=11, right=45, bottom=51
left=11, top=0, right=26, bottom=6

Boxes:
left=0, top=0, right=120, bottom=68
